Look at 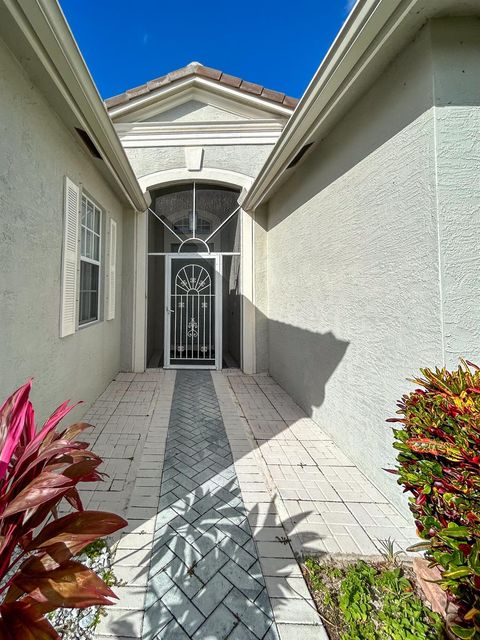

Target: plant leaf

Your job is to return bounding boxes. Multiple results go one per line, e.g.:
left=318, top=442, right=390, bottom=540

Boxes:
left=13, top=560, right=118, bottom=609
left=2, top=472, right=73, bottom=517
left=26, top=510, right=127, bottom=553
left=0, top=382, right=32, bottom=482
left=0, top=600, right=60, bottom=639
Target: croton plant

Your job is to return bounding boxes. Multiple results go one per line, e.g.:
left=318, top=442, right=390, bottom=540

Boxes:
left=388, top=360, right=480, bottom=639
left=0, top=381, right=126, bottom=639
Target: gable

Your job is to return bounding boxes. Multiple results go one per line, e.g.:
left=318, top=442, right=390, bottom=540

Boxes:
left=143, top=100, right=245, bottom=123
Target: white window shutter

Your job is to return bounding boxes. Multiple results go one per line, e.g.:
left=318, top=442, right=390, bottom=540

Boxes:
left=60, top=177, right=80, bottom=337
left=107, top=218, right=117, bottom=320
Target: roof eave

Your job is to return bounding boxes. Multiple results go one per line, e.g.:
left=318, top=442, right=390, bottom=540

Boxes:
left=242, top=0, right=480, bottom=211
left=107, top=76, right=295, bottom=121
left=0, top=0, right=147, bottom=212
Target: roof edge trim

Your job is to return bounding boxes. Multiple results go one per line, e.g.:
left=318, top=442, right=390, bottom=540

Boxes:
left=241, top=0, right=447, bottom=210
left=3, top=0, right=147, bottom=211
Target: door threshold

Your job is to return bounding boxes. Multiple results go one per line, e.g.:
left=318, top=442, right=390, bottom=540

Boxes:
left=164, top=365, right=218, bottom=370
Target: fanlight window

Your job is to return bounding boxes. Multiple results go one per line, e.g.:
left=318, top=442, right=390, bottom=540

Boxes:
left=149, top=182, right=240, bottom=252
left=173, top=214, right=212, bottom=236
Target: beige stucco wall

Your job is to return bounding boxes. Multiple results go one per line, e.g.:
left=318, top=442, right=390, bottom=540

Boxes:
left=125, top=145, right=273, bottom=184
left=264, top=18, right=480, bottom=510
left=0, top=35, right=130, bottom=422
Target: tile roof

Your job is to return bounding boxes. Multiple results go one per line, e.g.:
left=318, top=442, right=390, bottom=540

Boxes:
left=105, top=61, right=298, bottom=111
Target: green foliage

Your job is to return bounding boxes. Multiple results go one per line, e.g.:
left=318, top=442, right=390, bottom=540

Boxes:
left=389, top=360, right=480, bottom=638
left=305, top=558, right=444, bottom=640
left=83, top=539, right=109, bottom=561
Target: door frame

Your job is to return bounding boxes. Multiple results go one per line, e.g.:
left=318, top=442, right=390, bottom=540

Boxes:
left=163, top=253, right=222, bottom=370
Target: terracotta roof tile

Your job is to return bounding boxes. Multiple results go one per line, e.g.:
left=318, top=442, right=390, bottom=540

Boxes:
left=261, top=88, right=285, bottom=103
left=239, top=80, right=263, bottom=95
left=105, top=62, right=298, bottom=111
left=105, top=93, right=128, bottom=108
left=196, top=65, right=223, bottom=81
left=126, top=84, right=149, bottom=99
left=283, top=95, right=298, bottom=109
left=219, top=73, right=242, bottom=88
left=146, top=75, right=169, bottom=91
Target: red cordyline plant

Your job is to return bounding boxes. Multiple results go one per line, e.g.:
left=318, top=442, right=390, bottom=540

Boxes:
left=0, top=381, right=127, bottom=639
left=388, top=360, right=480, bottom=639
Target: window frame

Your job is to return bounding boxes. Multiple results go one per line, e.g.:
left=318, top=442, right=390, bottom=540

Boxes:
left=78, top=192, right=103, bottom=328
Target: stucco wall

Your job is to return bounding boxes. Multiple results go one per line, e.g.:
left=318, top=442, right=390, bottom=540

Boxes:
left=265, top=20, right=479, bottom=510
left=144, top=100, right=245, bottom=123
left=125, top=145, right=273, bottom=183
left=0, top=36, right=129, bottom=422
left=254, top=205, right=269, bottom=372
left=431, top=19, right=480, bottom=366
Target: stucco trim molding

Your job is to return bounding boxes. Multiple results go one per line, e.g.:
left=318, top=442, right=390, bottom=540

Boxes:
left=115, top=120, right=284, bottom=147
left=138, top=167, right=254, bottom=193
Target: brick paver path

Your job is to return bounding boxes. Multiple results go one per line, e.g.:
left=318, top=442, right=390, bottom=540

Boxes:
left=90, top=367, right=414, bottom=640
left=142, top=371, right=277, bottom=639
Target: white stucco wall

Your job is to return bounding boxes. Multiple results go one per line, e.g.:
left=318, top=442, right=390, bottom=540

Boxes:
left=431, top=19, right=480, bottom=366
left=144, top=100, right=245, bottom=122
left=265, top=19, right=479, bottom=511
left=125, top=145, right=273, bottom=183
left=0, top=36, right=130, bottom=422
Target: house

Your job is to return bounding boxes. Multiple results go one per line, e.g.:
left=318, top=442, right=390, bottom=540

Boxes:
left=0, top=0, right=479, bottom=512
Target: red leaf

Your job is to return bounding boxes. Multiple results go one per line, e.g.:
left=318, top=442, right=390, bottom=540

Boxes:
left=0, top=382, right=32, bottom=482
left=13, top=560, right=117, bottom=609
left=64, top=488, right=84, bottom=512
left=60, top=422, right=92, bottom=442
left=26, top=510, right=127, bottom=553
left=2, top=472, right=73, bottom=517
left=0, top=600, right=60, bottom=639
left=62, top=457, right=102, bottom=480
left=22, top=401, right=78, bottom=461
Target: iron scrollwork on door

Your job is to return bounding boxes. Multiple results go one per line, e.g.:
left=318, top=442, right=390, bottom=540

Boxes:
left=171, top=263, right=214, bottom=363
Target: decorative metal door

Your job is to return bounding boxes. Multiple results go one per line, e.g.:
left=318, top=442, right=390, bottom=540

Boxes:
left=164, top=255, right=221, bottom=369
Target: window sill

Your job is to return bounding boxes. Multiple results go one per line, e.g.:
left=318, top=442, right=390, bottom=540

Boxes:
left=78, top=319, right=102, bottom=330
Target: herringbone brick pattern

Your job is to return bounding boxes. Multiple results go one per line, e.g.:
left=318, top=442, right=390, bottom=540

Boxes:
left=143, top=371, right=277, bottom=640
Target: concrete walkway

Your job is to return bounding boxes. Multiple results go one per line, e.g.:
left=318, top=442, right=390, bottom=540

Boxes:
left=80, top=368, right=415, bottom=640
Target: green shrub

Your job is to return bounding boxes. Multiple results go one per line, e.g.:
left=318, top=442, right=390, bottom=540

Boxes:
left=389, top=360, right=480, bottom=638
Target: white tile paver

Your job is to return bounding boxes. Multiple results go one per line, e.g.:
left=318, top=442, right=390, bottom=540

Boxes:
left=221, top=370, right=417, bottom=561
left=82, top=366, right=416, bottom=639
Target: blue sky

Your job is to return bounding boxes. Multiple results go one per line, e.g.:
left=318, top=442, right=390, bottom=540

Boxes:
left=60, top=1, right=355, bottom=100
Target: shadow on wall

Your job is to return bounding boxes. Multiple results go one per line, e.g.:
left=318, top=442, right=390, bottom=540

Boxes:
left=268, top=319, right=349, bottom=413
left=251, top=300, right=405, bottom=510
left=252, top=298, right=350, bottom=418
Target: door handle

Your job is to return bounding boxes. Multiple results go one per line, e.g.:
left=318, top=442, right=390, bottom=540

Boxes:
left=167, top=308, right=173, bottom=314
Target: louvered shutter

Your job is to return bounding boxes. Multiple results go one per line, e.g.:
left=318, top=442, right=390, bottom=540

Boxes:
left=106, top=218, right=117, bottom=320
left=60, top=177, right=80, bottom=337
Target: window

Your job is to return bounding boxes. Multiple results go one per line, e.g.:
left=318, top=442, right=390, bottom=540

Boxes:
left=173, top=214, right=212, bottom=236
left=79, top=194, right=102, bottom=325
left=149, top=182, right=240, bottom=253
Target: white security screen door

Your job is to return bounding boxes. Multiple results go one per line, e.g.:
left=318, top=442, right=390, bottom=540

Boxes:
left=164, top=255, right=221, bottom=369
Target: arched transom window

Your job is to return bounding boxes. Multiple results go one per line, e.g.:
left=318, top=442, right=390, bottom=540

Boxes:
left=148, top=182, right=240, bottom=253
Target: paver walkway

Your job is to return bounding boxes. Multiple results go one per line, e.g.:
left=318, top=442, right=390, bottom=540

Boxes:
left=223, top=371, right=417, bottom=558
left=142, top=371, right=277, bottom=639
left=85, top=367, right=416, bottom=640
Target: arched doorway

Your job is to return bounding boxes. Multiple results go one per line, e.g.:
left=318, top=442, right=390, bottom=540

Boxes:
left=147, top=182, right=241, bottom=369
